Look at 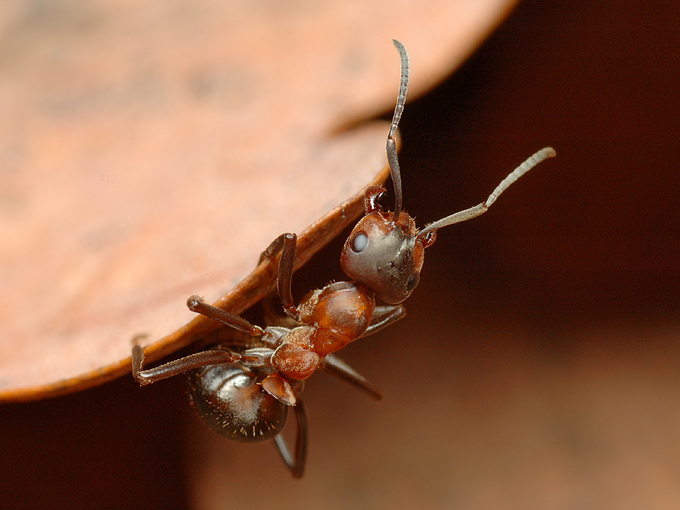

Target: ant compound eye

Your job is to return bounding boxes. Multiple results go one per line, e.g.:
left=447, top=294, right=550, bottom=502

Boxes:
left=406, top=272, right=420, bottom=292
left=350, top=232, right=369, bottom=253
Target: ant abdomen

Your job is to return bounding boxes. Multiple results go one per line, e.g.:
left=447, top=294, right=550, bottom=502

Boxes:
left=187, top=361, right=287, bottom=442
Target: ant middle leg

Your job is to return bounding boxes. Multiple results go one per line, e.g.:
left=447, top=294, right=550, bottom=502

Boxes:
left=322, top=354, right=383, bottom=400
left=315, top=306, right=404, bottom=399
left=187, top=296, right=267, bottom=337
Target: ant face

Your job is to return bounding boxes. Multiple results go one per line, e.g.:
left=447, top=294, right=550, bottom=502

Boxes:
left=341, top=210, right=429, bottom=305
left=340, top=185, right=437, bottom=305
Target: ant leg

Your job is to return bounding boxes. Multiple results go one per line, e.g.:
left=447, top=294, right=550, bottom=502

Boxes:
left=258, top=233, right=288, bottom=265
left=275, top=233, right=299, bottom=321
left=132, top=339, right=274, bottom=385
left=316, top=306, right=401, bottom=399
left=315, top=306, right=402, bottom=398
left=254, top=233, right=298, bottom=320
left=362, top=304, right=406, bottom=338
left=132, top=340, right=238, bottom=386
left=273, top=400, right=308, bottom=478
left=187, top=296, right=266, bottom=336
left=322, top=355, right=383, bottom=401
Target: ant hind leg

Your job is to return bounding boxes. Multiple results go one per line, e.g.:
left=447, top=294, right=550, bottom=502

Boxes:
left=273, top=400, right=308, bottom=479
left=132, top=338, right=241, bottom=386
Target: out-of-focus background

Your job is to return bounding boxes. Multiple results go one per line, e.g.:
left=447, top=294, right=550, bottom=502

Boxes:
left=2, top=1, right=679, bottom=509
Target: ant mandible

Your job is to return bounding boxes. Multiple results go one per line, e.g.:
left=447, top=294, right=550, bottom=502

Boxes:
left=131, top=39, right=555, bottom=478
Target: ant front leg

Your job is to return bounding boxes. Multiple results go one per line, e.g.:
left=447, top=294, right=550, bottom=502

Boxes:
left=255, top=232, right=299, bottom=321
left=273, top=400, right=308, bottom=479
left=363, top=305, right=406, bottom=338
left=258, top=233, right=289, bottom=265
left=274, top=233, right=299, bottom=321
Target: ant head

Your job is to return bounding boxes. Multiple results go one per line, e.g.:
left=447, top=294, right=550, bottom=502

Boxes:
left=340, top=40, right=556, bottom=305
left=340, top=187, right=436, bottom=304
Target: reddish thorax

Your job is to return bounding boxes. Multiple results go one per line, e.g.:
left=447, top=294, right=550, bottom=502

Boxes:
left=270, top=282, right=375, bottom=381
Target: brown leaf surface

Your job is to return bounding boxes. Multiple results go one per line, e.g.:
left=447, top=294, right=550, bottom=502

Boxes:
left=0, top=0, right=517, bottom=401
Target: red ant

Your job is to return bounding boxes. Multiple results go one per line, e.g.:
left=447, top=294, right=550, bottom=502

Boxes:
left=131, top=39, right=555, bottom=478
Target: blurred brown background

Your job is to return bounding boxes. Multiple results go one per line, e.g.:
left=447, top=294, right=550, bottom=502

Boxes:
left=2, top=1, right=679, bottom=509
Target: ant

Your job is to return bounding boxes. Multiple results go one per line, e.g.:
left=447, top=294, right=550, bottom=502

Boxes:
left=131, top=39, right=555, bottom=478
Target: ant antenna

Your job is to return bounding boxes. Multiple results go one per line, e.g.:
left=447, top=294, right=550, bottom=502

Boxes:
left=417, top=147, right=556, bottom=240
left=386, top=39, right=409, bottom=219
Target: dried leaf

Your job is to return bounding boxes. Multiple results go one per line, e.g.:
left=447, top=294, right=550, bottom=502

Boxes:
left=0, top=0, right=518, bottom=400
